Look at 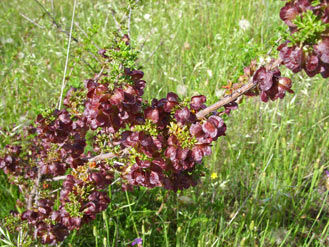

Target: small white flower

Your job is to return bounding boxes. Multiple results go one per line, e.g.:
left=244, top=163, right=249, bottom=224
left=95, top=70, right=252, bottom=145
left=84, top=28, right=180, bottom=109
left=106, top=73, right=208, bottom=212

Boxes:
left=178, top=196, right=194, bottom=205
left=239, top=19, right=251, bottom=31
left=207, top=69, right=213, bottom=78
left=259, top=56, right=265, bottom=64
left=219, top=180, right=229, bottom=189
left=183, top=42, right=191, bottom=50
left=18, top=52, right=25, bottom=59
left=168, top=77, right=179, bottom=82
left=19, top=115, right=27, bottom=122
left=143, top=14, right=151, bottom=21
left=55, top=52, right=63, bottom=57
left=215, top=89, right=225, bottom=98
left=265, top=56, right=272, bottom=63
left=272, top=227, right=289, bottom=245
left=137, top=35, right=143, bottom=43
left=176, top=84, right=188, bottom=96
left=4, top=38, right=14, bottom=44
left=215, top=34, right=221, bottom=40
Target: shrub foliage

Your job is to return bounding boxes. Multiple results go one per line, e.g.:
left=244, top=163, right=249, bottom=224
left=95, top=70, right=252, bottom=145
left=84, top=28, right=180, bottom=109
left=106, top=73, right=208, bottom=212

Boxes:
left=1, top=0, right=329, bottom=244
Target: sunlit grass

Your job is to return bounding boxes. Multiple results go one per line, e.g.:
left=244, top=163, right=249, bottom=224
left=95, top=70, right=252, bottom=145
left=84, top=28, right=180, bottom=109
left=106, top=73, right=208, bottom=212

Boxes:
left=0, top=0, right=328, bottom=246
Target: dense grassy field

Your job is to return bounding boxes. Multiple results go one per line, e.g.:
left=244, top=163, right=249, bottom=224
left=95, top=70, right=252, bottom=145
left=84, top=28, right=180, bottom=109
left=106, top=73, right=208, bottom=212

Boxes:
left=1, top=0, right=329, bottom=246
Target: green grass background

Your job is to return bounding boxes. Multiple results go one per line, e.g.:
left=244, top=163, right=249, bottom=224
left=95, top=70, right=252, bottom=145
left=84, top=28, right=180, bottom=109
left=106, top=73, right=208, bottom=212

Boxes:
left=0, top=0, right=329, bottom=246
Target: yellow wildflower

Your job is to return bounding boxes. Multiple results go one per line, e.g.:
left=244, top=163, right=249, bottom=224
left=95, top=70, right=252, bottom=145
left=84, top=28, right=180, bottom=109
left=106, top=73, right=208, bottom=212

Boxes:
left=211, top=172, right=218, bottom=180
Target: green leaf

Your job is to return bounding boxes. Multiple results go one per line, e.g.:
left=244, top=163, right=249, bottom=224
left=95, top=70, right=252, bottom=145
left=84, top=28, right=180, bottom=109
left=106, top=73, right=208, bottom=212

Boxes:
left=190, top=217, right=209, bottom=227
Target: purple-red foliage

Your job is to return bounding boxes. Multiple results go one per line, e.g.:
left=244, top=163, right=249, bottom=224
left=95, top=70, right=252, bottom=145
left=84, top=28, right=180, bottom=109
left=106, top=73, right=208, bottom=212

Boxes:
left=2, top=3, right=329, bottom=241
left=279, top=0, right=329, bottom=77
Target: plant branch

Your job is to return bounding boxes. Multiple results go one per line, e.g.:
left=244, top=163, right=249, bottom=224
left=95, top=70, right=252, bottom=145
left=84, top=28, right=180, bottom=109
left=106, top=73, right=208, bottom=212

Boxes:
left=27, top=168, right=42, bottom=210
left=148, top=41, right=164, bottom=59
left=196, top=80, right=257, bottom=119
left=47, top=150, right=130, bottom=182
left=87, top=148, right=129, bottom=162
left=127, top=6, right=132, bottom=38
left=58, top=0, right=77, bottom=109
left=33, top=0, right=98, bottom=72
left=33, top=0, right=79, bottom=43
left=88, top=152, right=118, bottom=162
left=196, top=57, right=283, bottom=119
left=47, top=175, right=68, bottom=182
left=74, top=22, right=101, bottom=50
left=94, top=65, right=106, bottom=81
left=20, top=13, right=45, bottom=29
left=127, top=0, right=140, bottom=38
left=111, top=9, right=123, bottom=36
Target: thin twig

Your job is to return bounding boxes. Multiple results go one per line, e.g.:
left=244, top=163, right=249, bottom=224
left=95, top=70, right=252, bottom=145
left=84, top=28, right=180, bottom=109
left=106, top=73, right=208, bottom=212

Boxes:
left=33, top=0, right=79, bottom=43
left=136, top=40, right=164, bottom=64
left=27, top=186, right=36, bottom=210
left=74, top=22, right=101, bottom=50
left=113, top=161, right=125, bottom=166
left=104, top=11, right=109, bottom=31
left=138, top=28, right=158, bottom=50
left=18, top=185, right=27, bottom=204
left=33, top=0, right=99, bottom=70
left=21, top=5, right=96, bottom=74
left=127, top=6, right=132, bottom=38
left=33, top=0, right=59, bottom=27
left=88, top=152, right=118, bottom=162
left=34, top=169, right=42, bottom=205
left=196, top=80, right=257, bottom=119
left=51, top=0, right=54, bottom=14
left=47, top=175, right=68, bottom=182
left=48, top=150, right=130, bottom=182
left=125, top=0, right=141, bottom=38
left=89, top=148, right=130, bottom=162
left=266, top=37, right=282, bottom=57
left=110, top=9, right=123, bottom=35
left=74, top=22, right=101, bottom=62
left=94, top=65, right=105, bottom=81
left=196, top=57, right=282, bottom=120
left=20, top=13, right=45, bottom=29
left=58, top=0, right=77, bottom=109
left=148, top=41, right=164, bottom=59
left=156, top=193, right=168, bottom=215
left=110, top=177, right=121, bottom=186
left=27, top=168, right=42, bottom=210
left=303, top=165, right=329, bottom=180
